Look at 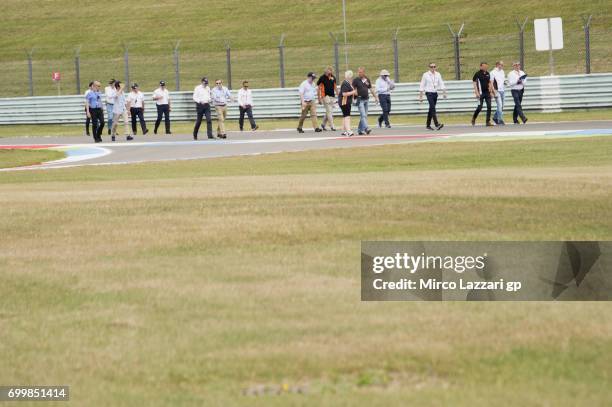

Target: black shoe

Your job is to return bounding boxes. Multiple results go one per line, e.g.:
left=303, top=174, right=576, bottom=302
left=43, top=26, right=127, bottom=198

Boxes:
left=522, top=118, right=528, bottom=124
left=315, top=128, right=322, bottom=133
left=378, top=118, right=383, bottom=128
left=365, top=128, right=372, bottom=135
left=426, top=126, right=435, bottom=131
left=94, top=138, right=102, bottom=143
left=297, top=128, right=304, bottom=133
left=321, top=125, right=327, bottom=131
left=330, top=127, right=336, bottom=131
left=358, top=131, right=365, bottom=135
left=253, top=125, right=259, bottom=131
left=126, top=136, right=133, bottom=141
left=111, top=136, right=116, bottom=142
left=471, top=118, right=476, bottom=126
left=493, top=117, right=499, bottom=124
left=486, top=122, right=494, bottom=127
left=144, top=129, right=149, bottom=135
left=208, top=136, right=215, bottom=139
left=436, top=124, right=444, bottom=130
left=154, top=129, right=158, bottom=135
left=166, top=131, right=172, bottom=135
left=239, top=128, right=243, bottom=131
left=385, top=125, right=392, bottom=129
left=107, top=129, right=111, bottom=135
left=193, top=135, right=198, bottom=140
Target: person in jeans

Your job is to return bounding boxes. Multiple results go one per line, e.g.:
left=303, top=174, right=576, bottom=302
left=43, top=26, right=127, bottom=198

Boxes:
left=110, top=81, right=134, bottom=141
left=375, top=69, right=395, bottom=128
left=338, top=70, right=357, bottom=137
left=418, top=62, right=446, bottom=130
left=316, top=66, right=337, bottom=131
left=85, top=80, right=105, bottom=143
left=192, top=77, right=214, bottom=140
left=490, top=61, right=506, bottom=125
left=352, top=67, right=378, bottom=135
left=127, top=83, right=148, bottom=135
left=104, top=78, right=116, bottom=135
left=237, top=80, right=258, bottom=132
left=152, top=80, right=171, bottom=134
left=297, top=72, right=322, bottom=133
left=471, top=62, right=495, bottom=127
left=211, top=79, right=233, bottom=139
left=508, top=62, right=528, bottom=124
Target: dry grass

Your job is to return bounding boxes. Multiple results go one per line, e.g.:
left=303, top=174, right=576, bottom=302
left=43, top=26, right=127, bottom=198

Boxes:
left=1, top=137, right=611, bottom=405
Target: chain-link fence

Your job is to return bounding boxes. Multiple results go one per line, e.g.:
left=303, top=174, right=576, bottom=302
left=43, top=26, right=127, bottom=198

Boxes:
left=2, top=14, right=611, bottom=97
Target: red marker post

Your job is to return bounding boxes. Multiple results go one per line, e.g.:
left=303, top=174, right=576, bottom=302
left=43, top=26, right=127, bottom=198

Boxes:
left=52, top=71, right=61, bottom=95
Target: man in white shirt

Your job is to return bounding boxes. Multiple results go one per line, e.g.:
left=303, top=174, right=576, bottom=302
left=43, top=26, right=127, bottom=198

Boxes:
left=211, top=79, right=233, bottom=139
left=104, top=78, right=116, bottom=135
left=490, top=61, right=506, bottom=125
left=418, top=62, right=447, bottom=130
left=152, top=80, right=171, bottom=134
left=507, top=62, right=528, bottom=124
left=127, top=83, right=148, bottom=135
left=84, top=81, right=93, bottom=136
left=237, top=80, right=258, bottom=132
left=297, top=72, right=322, bottom=133
left=192, top=77, right=214, bottom=140
left=376, top=69, right=395, bottom=128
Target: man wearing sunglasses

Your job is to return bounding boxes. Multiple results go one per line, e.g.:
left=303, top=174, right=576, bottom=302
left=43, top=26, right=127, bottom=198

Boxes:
left=211, top=79, right=234, bottom=139
left=418, top=63, right=446, bottom=130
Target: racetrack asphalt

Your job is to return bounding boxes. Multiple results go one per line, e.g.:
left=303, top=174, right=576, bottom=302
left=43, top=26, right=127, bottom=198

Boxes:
left=1, top=120, right=612, bottom=170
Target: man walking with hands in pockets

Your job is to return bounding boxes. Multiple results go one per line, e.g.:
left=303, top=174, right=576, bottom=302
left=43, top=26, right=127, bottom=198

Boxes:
left=211, top=79, right=233, bottom=139
left=418, top=62, right=446, bottom=130
left=297, top=72, right=322, bottom=133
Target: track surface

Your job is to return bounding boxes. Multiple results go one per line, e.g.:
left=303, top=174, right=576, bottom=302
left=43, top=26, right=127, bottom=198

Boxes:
left=2, top=120, right=612, bottom=170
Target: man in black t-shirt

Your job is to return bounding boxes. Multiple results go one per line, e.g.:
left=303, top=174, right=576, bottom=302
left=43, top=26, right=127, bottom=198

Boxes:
left=317, top=66, right=337, bottom=131
left=472, top=62, right=495, bottom=126
left=352, top=67, right=378, bottom=135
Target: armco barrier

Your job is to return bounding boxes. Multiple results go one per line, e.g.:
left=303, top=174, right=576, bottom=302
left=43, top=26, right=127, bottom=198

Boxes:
left=0, top=74, right=610, bottom=125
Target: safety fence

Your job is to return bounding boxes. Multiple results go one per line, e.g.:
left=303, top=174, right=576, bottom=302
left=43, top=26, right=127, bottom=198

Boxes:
left=0, top=73, right=610, bottom=125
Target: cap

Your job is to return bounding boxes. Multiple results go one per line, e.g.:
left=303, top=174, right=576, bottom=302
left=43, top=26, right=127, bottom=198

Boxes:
left=159, top=80, right=166, bottom=86
left=131, top=83, right=138, bottom=89
left=307, top=72, right=316, bottom=79
left=201, top=77, right=208, bottom=84
left=380, top=69, right=390, bottom=76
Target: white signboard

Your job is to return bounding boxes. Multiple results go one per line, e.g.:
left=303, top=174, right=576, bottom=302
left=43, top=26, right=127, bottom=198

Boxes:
left=534, top=18, right=564, bottom=51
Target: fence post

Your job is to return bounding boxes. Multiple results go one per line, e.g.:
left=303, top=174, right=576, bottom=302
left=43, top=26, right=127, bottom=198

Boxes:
left=123, top=44, right=130, bottom=86
left=74, top=46, right=81, bottom=95
left=225, top=41, right=232, bottom=90
left=447, top=23, right=465, bottom=80
left=329, top=32, right=340, bottom=77
left=26, top=49, right=34, bottom=96
left=392, top=27, right=400, bottom=82
left=173, top=40, right=181, bottom=91
left=278, top=34, right=286, bottom=88
left=516, top=18, right=528, bottom=70
left=582, top=15, right=593, bottom=74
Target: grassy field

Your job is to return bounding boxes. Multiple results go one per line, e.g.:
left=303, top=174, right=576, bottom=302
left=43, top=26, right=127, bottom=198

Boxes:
left=1, top=136, right=611, bottom=406
left=1, top=1, right=611, bottom=97
left=0, top=108, right=611, bottom=139
left=0, top=148, right=64, bottom=169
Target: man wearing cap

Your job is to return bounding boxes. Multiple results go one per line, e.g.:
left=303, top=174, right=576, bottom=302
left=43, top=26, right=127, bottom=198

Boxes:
left=352, top=67, right=378, bottom=135
left=316, top=67, right=337, bottom=131
left=297, top=72, right=322, bottom=133
left=152, top=80, right=171, bottom=134
left=376, top=69, right=395, bottom=128
left=104, top=79, right=116, bottom=135
left=192, top=77, right=214, bottom=140
left=127, top=83, right=148, bottom=135
left=85, top=80, right=104, bottom=143
left=211, top=79, right=233, bottom=139
left=237, top=80, right=258, bottom=132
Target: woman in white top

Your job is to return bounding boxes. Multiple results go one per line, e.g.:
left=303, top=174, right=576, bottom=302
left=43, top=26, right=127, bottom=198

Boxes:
left=110, top=81, right=134, bottom=141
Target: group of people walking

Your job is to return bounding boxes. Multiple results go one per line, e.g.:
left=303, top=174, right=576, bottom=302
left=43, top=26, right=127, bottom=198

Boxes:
left=83, top=61, right=529, bottom=143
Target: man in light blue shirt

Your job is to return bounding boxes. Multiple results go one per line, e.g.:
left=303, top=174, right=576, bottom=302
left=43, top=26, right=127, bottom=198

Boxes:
left=375, top=69, right=395, bottom=128
left=297, top=72, right=321, bottom=133
left=85, top=80, right=104, bottom=142
left=211, top=79, right=233, bottom=139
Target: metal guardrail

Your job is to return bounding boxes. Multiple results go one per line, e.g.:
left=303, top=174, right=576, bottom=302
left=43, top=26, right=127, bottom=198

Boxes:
left=0, top=74, right=610, bottom=125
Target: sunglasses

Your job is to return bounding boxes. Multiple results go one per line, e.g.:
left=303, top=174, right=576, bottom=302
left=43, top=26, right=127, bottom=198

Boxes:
left=216, top=82, right=221, bottom=85
left=430, top=66, right=437, bottom=68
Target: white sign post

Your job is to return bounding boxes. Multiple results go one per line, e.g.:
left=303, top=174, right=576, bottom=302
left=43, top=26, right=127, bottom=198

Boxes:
left=534, top=17, right=564, bottom=76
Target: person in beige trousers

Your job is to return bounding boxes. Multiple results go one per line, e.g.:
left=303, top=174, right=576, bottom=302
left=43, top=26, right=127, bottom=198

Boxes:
left=110, top=81, right=133, bottom=141
left=297, top=72, right=322, bottom=133
left=211, top=79, right=233, bottom=139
